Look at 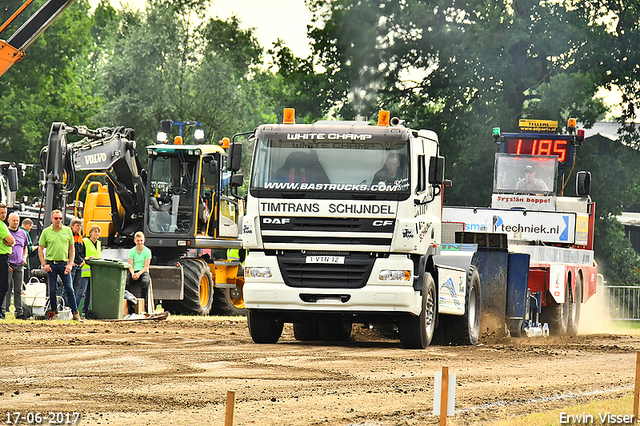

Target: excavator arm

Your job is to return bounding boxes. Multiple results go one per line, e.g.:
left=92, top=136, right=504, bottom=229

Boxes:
left=0, top=0, right=75, bottom=77
left=40, top=122, right=146, bottom=238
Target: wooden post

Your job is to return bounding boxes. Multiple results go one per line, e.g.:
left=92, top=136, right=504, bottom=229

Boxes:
left=634, top=353, right=640, bottom=422
left=440, top=366, right=449, bottom=426
left=225, top=390, right=236, bottom=426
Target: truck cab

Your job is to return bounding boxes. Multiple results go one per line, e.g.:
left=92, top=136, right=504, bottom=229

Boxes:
left=243, top=111, right=482, bottom=348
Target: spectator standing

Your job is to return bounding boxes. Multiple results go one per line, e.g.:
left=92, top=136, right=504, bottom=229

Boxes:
left=69, top=218, right=86, bottom=312
left=3, top=213, right=28, bottom=319
left=78, top=225, right=102, bottom=317
left=20, top=218, right=36, bottom=283
left=0, top=204, right=15, bottom=320
left=38, top=210, right=80, bottom=321
left=126, top=232, right=152, bottom=314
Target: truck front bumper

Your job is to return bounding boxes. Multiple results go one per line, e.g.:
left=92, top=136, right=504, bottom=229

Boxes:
left=244, top=283, right=421, bottom=315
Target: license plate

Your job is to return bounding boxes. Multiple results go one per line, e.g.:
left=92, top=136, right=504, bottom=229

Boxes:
left=306, top=256, right=345, bottom=264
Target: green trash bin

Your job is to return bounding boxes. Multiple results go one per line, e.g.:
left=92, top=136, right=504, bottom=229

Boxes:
left=86, top=258, right=129, bottom=319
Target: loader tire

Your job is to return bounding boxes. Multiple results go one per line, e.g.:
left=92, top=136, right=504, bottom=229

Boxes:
left=162, top=259, right=213, bottom=315
left=248, top=309, right=283, bottom=343
left=441, top=267, right=481, bottom=346
left=540, top=281, right=570, bottom=336
left=567, top=276, right=583, bottom=337
left=213, top=282, right=247, bottom=316
left=398, top=272, right=436, bottom=349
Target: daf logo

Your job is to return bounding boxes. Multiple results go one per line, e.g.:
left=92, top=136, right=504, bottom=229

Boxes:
left=84, top=153, right=107, bottom=165
left=262, top=217, right=291, bottom=225
left=372, top=220, right=393, bottom=227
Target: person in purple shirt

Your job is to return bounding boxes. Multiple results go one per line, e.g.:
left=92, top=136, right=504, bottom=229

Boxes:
left=2, top=213, right=28, bottom=319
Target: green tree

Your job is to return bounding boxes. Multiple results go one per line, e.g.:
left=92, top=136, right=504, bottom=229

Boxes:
left=263, top=41, right=340, bottom=123
left=96, top=0, right=267, bottom=170
left=0, top=0, right=110, bottom=195
left=303, top=0, right=640, bottom=282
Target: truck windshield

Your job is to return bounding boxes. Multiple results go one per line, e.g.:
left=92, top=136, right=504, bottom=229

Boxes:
left=250, top=138, right=410, bottom=199
left=493, top=153, right=558, bottom=195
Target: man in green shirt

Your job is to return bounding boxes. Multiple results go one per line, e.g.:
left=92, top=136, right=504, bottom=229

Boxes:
left=38, top=210, right=80, bottom=321
left=0, top=204, right=15, bottom=320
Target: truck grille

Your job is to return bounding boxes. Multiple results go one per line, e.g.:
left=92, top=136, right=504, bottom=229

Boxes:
left=277, top=252, right=376, bottom=289
left=261, top=216, right=394, bottom=247
left=261, top=216, right=393, bottom=232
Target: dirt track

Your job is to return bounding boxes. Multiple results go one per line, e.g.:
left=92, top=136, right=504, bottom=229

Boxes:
left=0, top=299, right=638, bottom=426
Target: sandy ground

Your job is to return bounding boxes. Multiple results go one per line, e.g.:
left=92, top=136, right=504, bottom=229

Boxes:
left=0, top=296, right=638, bottom=426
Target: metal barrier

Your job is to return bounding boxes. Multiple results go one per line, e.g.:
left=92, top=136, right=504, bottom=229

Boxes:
left=597, top=285, right=640, bottom=321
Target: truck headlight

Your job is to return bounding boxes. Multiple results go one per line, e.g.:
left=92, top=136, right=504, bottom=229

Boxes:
left=379, top=270, right=411, bottom=281
left=246, top=267, right=272, bottom=278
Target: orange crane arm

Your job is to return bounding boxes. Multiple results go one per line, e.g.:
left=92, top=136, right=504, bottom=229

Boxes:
left=0, top=0, right=75, bottom=78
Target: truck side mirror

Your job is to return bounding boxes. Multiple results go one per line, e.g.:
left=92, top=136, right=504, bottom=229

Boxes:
left=576, top=171, right=591, bottom=197
left=7, top=166, right=18, bottom=192
left=227, top=143, right=242, bottom=172
left=428, top=156, right=445, bottom=185
left=230, top=174, right=244, bottom=188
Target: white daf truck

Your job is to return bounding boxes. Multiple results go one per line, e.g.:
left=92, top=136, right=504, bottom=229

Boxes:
left=241, top=110, right=483, bottom=349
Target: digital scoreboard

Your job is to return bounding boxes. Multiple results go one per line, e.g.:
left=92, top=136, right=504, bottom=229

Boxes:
left=494, top=118, right=582, bottom=168
left=504, top=136, right=573, bottom=166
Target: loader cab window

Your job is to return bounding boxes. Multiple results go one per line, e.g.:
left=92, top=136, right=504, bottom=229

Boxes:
left=147, top=155, right=198, bottom=234
left=250, top=137, right=410, bottom=200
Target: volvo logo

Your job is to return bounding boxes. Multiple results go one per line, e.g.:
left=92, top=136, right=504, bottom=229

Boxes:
left=84, top=153, right=107, bottom=165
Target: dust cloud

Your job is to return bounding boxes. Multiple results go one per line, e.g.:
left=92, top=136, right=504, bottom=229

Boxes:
left=579, top=286, right=640, bottom=335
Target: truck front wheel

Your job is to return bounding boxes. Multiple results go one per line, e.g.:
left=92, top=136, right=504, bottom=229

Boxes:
left=446, top=267, right=481, bottom=345
left=398, top=272, right=436, bottom=349
left=248, top=309, right=283, bottom=343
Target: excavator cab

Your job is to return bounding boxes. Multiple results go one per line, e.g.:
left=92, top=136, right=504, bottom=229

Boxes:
left=147, top=154, right=199, bottom=234
left=145, top=143, right=244, bottom=245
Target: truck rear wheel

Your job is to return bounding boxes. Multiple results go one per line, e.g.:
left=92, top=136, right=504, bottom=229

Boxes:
left=293, top=322, right=320, bottom=341
left=248, top=309, right=283, bottom=343
left=318, top=322, right=352, bottom=341
left=163, top=259, right=213, bottom=315
left=541, top=281, right=570, bottom=336
left=446, top=267, right=481, bottom=345
left=567, top=276, right=583, bottom=337
left=398, top=272, right=436, bottom=349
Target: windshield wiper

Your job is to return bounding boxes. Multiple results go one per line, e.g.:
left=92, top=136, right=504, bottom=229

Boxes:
left=352, top=194, right=377, bottom=200
left=281, top=192, right=307, bottom=198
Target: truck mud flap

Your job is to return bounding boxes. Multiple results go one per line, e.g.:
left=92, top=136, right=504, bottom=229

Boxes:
left=149, top=265, right=184, bottom=301
left=472, top=249, right=508, bottom=335
left=456, top=231, right=530, bottom=337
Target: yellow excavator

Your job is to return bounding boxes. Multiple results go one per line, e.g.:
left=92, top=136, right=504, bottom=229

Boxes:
left=40, top=121, right=247, bottom=315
